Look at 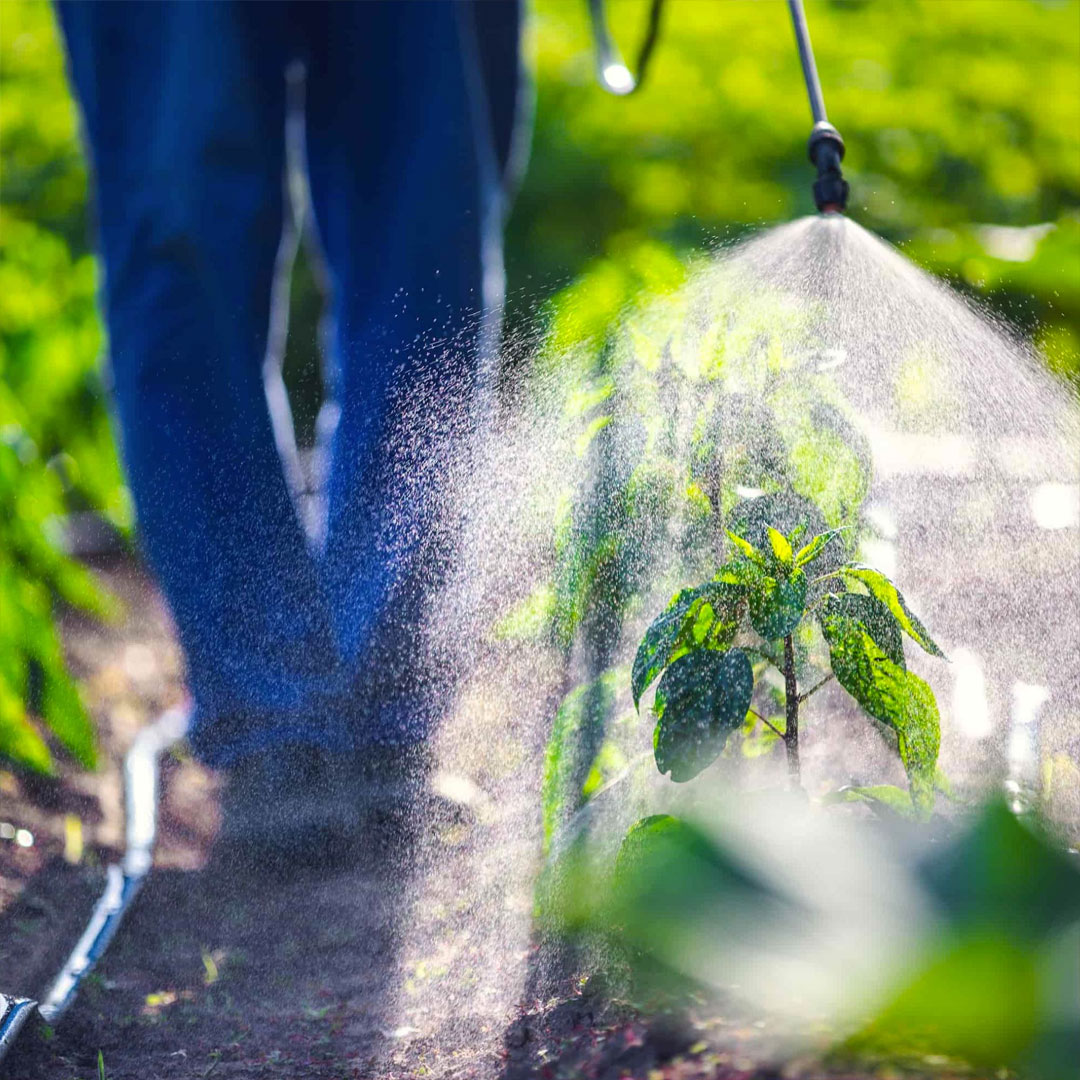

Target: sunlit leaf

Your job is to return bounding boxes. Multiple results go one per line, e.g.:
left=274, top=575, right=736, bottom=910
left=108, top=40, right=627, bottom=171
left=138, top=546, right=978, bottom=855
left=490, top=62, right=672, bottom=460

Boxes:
left=0, top=684, right=52, bottom=775
left=847, top=935, right=1040, bottom=1067
left=823, top=784, right=918, bottom=818
left=820, top=611, right=940, bottom=812
left=793, top=526, right=846, bottom=569
left=725, top=529, right=769, bottom=569
left=820, top=591, right=905, bottom=667
left=766, top=526, right=793, bottom=566
left=842, top=565, right=945, bottom=658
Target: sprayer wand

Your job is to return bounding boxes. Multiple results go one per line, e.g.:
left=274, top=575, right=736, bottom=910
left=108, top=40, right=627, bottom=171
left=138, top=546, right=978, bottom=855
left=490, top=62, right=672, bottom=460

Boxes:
left=587, top=0, right=849, bottom=212
left=787, top=0, right=849, bottom=213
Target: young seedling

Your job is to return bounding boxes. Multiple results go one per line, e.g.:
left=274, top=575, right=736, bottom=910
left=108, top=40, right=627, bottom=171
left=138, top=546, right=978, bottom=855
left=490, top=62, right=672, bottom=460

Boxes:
left=632, top=510, right=946, bottom=814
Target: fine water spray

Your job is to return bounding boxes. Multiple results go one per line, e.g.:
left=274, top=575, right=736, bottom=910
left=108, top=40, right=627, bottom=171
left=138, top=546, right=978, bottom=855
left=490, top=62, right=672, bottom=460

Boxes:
left=589, top=0, right=850, bottom=213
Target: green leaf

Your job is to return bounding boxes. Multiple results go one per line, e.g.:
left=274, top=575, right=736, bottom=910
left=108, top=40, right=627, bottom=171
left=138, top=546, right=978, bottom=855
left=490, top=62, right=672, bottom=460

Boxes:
left=748, top=568, right=808, bottom=641
left=492, top=584, right=556, bottom=642
left=0, top=686, right=53, bottom=775
left=820, top=612, right=941, bottom=813
left=766, top=526, right=793, bottom=566
left=41, top=667, right=96, bottom=769
left=725, top=530, right=769, bottom=569
left=846, top=935, right=1039, bottom=1068
left=542, top=669, right=622, bottom=851
left=921, top=799, right=1080, bottom=940
left=728, top=492, right=840, bottom=574
left=841, top=565, right=946, bottom=658
left=609, top=813, right=784, bottom=978
left=631, top=581, right=744, bottom=707
left=897, top=671, right=941, bottom=812
left=823, top=784, right=919, bottom=819
left=820, top=592, right=905, bottom=667
left=793, top=527, right=846, bottom=569
left=714, top=558, right=763, bottom=589
left=653, top=649, right=753, bottom=782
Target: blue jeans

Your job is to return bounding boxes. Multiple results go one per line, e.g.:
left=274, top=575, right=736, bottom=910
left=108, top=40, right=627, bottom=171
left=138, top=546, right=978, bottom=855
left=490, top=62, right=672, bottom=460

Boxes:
left=58, top=1, right=523, bottom=766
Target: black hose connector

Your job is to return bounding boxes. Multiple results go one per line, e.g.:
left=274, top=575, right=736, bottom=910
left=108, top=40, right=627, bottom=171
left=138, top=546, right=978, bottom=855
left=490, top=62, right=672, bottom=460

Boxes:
left=808, top=121, right=849, bottom=213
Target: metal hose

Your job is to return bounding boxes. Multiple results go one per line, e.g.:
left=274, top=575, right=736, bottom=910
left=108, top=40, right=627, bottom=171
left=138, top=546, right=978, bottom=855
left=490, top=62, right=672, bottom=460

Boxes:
left=0, top=706, right=190, bottom=1061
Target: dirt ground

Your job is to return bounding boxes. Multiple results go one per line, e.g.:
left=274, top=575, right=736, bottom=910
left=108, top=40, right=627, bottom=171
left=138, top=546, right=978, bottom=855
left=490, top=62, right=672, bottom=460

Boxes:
left=1, top=558, right=1007, bottom=1080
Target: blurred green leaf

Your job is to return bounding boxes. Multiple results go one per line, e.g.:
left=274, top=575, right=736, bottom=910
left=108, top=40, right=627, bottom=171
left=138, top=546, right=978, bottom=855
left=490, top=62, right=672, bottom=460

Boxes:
left=920, top=799, right=1080, bottom=940
left=823, top=784, right=919, bottom=819
left=542, top=668, right=624, bottom=852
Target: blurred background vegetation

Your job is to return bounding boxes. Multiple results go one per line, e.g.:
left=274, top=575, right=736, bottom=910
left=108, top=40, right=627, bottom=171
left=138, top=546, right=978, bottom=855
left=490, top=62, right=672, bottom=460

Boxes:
left=507, top=0, right=1080, bottom=374
left=0, top=0, right=1078, bottom=771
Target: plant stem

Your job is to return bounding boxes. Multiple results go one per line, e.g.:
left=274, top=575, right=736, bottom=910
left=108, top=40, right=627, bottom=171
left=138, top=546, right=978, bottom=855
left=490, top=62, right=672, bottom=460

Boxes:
left=748, top=707, right=785, bottom=741
left=797, top=672, right=835, bottom=704
left=782, top=634, right=800, bottom=785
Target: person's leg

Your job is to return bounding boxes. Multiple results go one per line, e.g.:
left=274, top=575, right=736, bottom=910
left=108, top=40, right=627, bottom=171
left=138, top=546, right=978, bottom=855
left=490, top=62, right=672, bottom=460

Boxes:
left=56, top=1, right=343, bottom=766
left=302, top=2, right=521, bottom=746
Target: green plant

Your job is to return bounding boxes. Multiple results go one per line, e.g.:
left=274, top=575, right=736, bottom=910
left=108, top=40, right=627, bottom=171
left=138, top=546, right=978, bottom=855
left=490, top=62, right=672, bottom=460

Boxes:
left=530, top=250, right=877, bottom=846
left=0, top=0, right=124, bottom=773
left=632, top=496, right=945, bottom=815
left=0, top=405, right=104, bottom=773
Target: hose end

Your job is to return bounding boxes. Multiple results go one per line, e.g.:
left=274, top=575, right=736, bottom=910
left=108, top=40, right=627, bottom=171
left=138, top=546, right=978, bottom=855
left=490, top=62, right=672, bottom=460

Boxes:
left=808, top=121, right=849, bottom=213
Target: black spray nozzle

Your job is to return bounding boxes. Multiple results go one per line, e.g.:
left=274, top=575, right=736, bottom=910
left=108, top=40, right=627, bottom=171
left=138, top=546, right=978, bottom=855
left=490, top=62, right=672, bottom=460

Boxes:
left=808, top=121, right=849, bottom=213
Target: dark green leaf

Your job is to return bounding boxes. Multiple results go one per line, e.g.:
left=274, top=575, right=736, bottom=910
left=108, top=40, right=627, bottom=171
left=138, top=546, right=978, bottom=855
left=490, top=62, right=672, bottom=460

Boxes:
left=653, top=649, right=753, bottom=781
left=841, top=565, right=946, bottom=658
left=632, top=582, right=744, bottom=707
left=748, top=568, right=808, bottom=641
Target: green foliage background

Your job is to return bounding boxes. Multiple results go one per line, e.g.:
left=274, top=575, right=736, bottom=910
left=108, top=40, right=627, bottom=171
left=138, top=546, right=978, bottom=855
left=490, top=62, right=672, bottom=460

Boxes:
left=510, top=0, right=1080, bottom=380
left=0, top=0, right=1077, bottom=771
